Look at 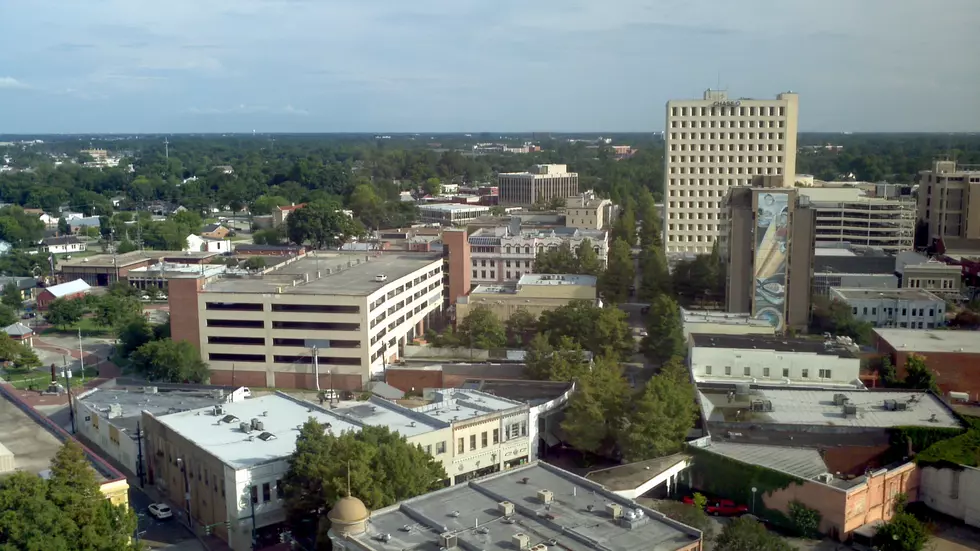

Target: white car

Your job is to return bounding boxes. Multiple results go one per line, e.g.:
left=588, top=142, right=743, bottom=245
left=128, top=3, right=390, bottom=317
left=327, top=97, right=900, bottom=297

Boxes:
left=148, top=503, right=172, bottom=520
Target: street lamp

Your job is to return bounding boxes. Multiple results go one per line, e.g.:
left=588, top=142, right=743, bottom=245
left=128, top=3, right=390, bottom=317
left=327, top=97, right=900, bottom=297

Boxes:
left=750, top=487, right=757, bottom=514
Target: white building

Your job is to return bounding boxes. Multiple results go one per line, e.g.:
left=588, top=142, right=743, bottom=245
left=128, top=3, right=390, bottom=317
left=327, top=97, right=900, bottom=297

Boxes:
left=689, top=333, right=863, bottom=389
left=664, top=90, right=799, bottom=254
left=143, top=390, right=534, bottom=551
left=41, top=235, right=87, bottom=254
left=467, top=226, right=608, bottom=284
left=185, top=234, right=232, bottom=253
left=418, top=203, right=490, bottom=226
left=920, top=465, right=980, bottom=529
left=497, top=164, right=579, bottom=206
left=830, top=288, right=946, bottom=329
left=681, top=309, right=775, bottom=338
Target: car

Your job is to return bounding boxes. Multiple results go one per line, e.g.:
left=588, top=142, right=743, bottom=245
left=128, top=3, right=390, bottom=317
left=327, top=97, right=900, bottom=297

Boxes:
left=638, top=330, right=648, bottom=337
left=706, top=499, right=749, bottom=516
left=147, top=503, right=172, bottom=520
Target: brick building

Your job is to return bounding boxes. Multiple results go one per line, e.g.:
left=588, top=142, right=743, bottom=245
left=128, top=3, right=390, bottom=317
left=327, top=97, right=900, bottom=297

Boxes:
left=36, top=279, right=91, bottom=309
left=874, top=328, right=980, bottom=401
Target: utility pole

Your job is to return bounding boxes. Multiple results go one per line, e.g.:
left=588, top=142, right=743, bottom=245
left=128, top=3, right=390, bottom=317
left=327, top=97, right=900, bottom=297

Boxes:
left=311, top=345, right=321, bottom=391
left=135, top=421, right=145, bottom=487
left=78, top=327, right=85, bottom=383
left=64, top=364, right=75, bottom=434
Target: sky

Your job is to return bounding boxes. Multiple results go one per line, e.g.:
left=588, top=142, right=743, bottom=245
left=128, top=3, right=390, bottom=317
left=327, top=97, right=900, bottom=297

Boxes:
left=1, top=0, right=978, bottom=134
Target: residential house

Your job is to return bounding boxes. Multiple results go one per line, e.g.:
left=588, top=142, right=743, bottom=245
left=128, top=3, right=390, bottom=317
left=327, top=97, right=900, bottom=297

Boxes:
left=42, top=235, right=87, bottom=254
left=272, top=203, right=306, bottom=227
left=200, top=224, right=230, bottom=239
left=2, top=322, right=34, bottom=347
left=36, top=279, right=92, bottom=309
left=184, top=234, right=231, bottom=253
left=68, top=216, right=102, bottom=235
left=0, top=276, right=38, bottom=301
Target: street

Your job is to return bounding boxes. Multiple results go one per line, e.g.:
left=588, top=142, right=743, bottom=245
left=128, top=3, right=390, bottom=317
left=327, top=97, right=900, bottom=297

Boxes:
left=128, top=485, right=205, bottom=550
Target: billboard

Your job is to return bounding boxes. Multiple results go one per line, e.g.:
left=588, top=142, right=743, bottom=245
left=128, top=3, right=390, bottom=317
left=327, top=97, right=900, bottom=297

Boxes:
left=752, top=192, right=790, bottom=329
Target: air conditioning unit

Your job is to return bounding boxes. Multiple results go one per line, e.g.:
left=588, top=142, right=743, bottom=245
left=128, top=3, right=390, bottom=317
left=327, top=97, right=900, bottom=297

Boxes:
left=529, top=545, right=548, bottom=551
left=537, top=489, right=554, bottom=505
left=512, top=533, right=530, bottom=550
left=440, top=532, right=457, bottom=549
left=213, top=405, right=224, bottom=416
left=605, top=503, right=623, bottom=520
left=240, top=422, right=252, bottom=433
left=251, top=419, right=264, bottom=431
left=498, top=501, right=515, bottom=516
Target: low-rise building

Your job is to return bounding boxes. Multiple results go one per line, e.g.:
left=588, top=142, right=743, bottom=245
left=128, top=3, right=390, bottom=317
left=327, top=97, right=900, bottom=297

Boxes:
left=331, top=462, right=703, bottom=551
left=467, top=225, right=608, bottom=285
left=873, top=329, right=980, bottom=400
left=899, top=259, right=963, bottom=297
left=272, top=203, right=306, bottom=227
left=919, top=464, right=980, bottom=529
left=201, top=224, right=231, bottom=239
left=829, top=288, right=945, bottom=329
left=455, top=274, right=597, bottom=322
left=36, top=278, right=91, bottom=309
left=681, top=310, right=775, bottom=338
left=42, top=235, right=86, bottom=254
left=68, top=216, right=101, bottom=234
left=59, top=251, right=156, bottom=286
left=143, top=390, right=534, bottom=550
left=0, top=276, right=38, bottom=302
left=233, top=244, right=305, bottom=257
left=2, top=322, right=34, bottom=346
left=689, top=334, right=862, bottom=388
left=811, top=245, right=897, bottom=297
left=185, top=233, right=232, bottom=253
left=419, top=203, right=491, bottom=226
left=565, top=192, right=614, bottom=230
left=126, top=262, right=233, bottom=291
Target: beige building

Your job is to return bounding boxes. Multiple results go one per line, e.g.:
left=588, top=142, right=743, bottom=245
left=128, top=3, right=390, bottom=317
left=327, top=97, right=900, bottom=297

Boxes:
left=565, top=192, right=614, bottom=230
left=143, top=390, right=533, bottom=550
left=721, top=184, right=815, bottom=332
left=498, top=164, right=579, bottom=206
left=169, top=252, right=444, bottom=390
left=916, top=160, right=980, bottom=241
left=801, top=187, right=915, bottom=253
left=455, top=274, right=597, bottom=322
left=665, top=90, right=799, bottom=254
left=900, top=261, right=962, bottom=296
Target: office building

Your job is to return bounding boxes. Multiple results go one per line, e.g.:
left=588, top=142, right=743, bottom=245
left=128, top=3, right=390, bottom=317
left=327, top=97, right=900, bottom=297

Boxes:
left=168, top=252, right=444, bottom=389
left=874, top=328, right=980, bottom=400
left=801, top=187, right=915, bottom=253
left=329, top=462, right=703, bottom=551
left=721, top=185, right=815, bottom=331
left=467, top=225, right=607, bottom=285
left=142, top=390, right=533, bottom=550
left=418, top=203, right=491, bottom=226
left=455, top=274, right=598, bottom=322
left=689, top=334, right=862, bottom=388
left=565, top=192, right=614, bottom=230
left=498, top=164, right=579, bottom=206
left=811, top=245, right=897, bottom=297
left=916, top=160, right=980, bottom=241
left=664, top=90, right=799, bottom=254
left=829, top=288, right=945, bottom=329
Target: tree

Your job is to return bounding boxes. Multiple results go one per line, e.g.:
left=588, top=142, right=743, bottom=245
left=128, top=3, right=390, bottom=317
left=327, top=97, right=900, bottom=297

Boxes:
left=422, top=178, right=442, bottom=197
left=92, top=294, right=142, bottom=329
left=252, top=227, right=285, bottom=246
left=657, top=500, right=711, bottom=538
left=878, top=355, right=899, bottom=386
left=286, top=201, right=363, bottom=249
left=637, top=244, right=670, bottom=302
left=57, top=217, right=71, bottom=235
left=715, top=516, right=794, bottom=551
left=641, top=295, right=685, bottom=366
left=534, top=243, right=580, bottom=275
left=243, top=257, right=267, bottom=271
left=282, top=421, right=446, bottom=542
left=617, top=357, right=698, bottom=461
left=672, top=255, right=720, bottom=306
left=787, top=500, right=822, bottom=538
left=637, top=187, right=662, bottom=250
left=130, top=338, right=209, bottom=383
left=576, top=239, right=602, bottom=276
left=873, top=511, right=929, bottom=551
left=12, top=347, right=42, bottom=371
left=611, top=204, right=636, bottom=246
left=525, top=334, right=590, bottom=381
left=251, top=194, right=290, bottom=215
left=117, top=317, right=156, bottom=359
left=43, top=298, right=85, bottom=330
left=809, top=296, right=874, bottom=345
left=505, top=308, right=537, bottom=347
left=1, top=282, right=23, bottom=309
left=599, top=238, right=634, bottom=303
left=0, top=334, right=25, bottom=363
left=560, top=356, right=631, bottom=456
left=903, top=354, right=939, bottom=393
left=0, top=441, right=139, bottom=551
left=0, top=304, right=16, bottom=327
left=457, top=305, right=506, bottom=349
left=116, top=239, right=138, bottom=254
left=537, top=300, right=634, bottom=360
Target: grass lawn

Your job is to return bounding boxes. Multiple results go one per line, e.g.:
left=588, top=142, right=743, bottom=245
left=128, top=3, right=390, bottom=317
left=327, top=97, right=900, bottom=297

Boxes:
left=40, top=316, right=114, bottom=337
left=4, top=367, right=99, bottom=390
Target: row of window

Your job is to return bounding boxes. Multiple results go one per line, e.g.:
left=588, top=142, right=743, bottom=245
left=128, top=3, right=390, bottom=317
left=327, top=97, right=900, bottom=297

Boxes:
left=670, top=155, right=784, bottom=164
left=206, top=336, right=361, bottom=347
left=671, top=105, right=786, bottom=117
left=705, top=366, right=832, bottom=379
left=207, top=353, right=362, bottom=365
left=206, top=320, right=361, bottom=331
left=906, top=278, right=957, bottom=290
left=852, top=306, right=938, bottom=318
left=667, top=234, right=714, bottom=243
left=205, top=302, right=360, bottom=314
left=672, top=119, right=785, bottom=129
left=669, top=132, right=786, bottom=142
left=671, top=166, right=781, bottom=176
left=670, top=142, right=784, bottom=153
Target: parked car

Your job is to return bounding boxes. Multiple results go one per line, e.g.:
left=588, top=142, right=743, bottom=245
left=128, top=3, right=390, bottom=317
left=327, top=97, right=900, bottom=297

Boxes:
left=681, top=496, right=749, bottom=516
left=147, top=503, right=172, bottom=520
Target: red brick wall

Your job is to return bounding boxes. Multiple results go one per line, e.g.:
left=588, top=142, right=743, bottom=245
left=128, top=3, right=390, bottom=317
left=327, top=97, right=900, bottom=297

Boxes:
left=36, top=290, right=86, bottom=310
left=442, top=230, right=470, bottom=305
left=208, top=369, right=267, bottom=388
left=273, top=372, right=362, bottom=391
left=385, top=369, right=444, bottom=392
left=168, top=278, right=203, bottom=350
left=877, top=336, right=980, bottom=400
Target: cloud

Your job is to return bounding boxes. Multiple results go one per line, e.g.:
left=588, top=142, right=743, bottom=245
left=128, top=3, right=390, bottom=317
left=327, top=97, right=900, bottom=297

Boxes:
left=186, top=104, right=310, bottom=116
left=0, top=77, right=29, bottom=89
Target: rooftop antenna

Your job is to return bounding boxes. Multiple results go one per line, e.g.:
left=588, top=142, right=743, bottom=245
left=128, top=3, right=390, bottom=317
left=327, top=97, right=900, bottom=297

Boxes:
left=164, top=137, right=169, bottom=160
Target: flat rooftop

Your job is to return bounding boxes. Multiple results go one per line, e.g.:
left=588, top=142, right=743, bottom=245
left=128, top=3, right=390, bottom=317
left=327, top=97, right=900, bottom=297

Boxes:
left=874, top=329, right=980, bottom=354
left=153, top=390, right=524, bottom=469
left=698, top=388, right=963, bottom=430
left=832, top=288, right=941, bottom=301
left=458, top=380, right=573, bottom=407
left=418, top=203, right=489, bottom=213
left=203, top=252, right=441, bottom=296
left=77, top=387, right=229, bottom=434
left=681, top=309, right=774, bottom=328
left=518, top=274, right=597, bottom=287
left=127, top=262, right=230, bottom=279
left=585, top=453, right=691, bottom=491
left=690, top=334, right=857, bottom=359
left=59, top=250, right=154, bottom=268
left=355, top=462, right=701, bottom=551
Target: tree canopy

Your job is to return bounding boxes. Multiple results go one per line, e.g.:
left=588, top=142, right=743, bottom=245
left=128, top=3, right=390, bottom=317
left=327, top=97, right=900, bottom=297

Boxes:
left=130, top=338, right=209, bottom=383
left=641, top=294, right=685, bottom=366
left=599, top=238, right=635, bottom=304
left=457, top=305, right=507, bottom=349
left=43, top=298, right=85, bottom=330
left=285, top=201, right=364, bottom=249
left=617, top=358, right=698, bottom=462
left=715, top=516, right=794, bottom=551
left=537, top=300, right=634, bottom=361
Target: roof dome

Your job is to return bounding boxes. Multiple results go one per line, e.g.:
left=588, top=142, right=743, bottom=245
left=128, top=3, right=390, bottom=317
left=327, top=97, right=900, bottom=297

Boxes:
left=328, top=496, right=369, bottom=524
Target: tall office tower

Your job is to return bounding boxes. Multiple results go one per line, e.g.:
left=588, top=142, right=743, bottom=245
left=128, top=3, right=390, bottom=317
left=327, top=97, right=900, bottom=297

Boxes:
left=498, top=164, right=579, bottom=206
left=721, top=182, right=815, bottom=332
left=664, top=90, right=799, bottom=255
left=916, top=160, right=980, bottom=242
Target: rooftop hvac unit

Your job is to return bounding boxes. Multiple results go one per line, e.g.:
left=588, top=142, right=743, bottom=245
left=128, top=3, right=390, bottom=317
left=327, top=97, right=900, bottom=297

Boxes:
left=213, top=405, right=224, bottom=416
left=440, top=533, right=457, bottom=549
left=512, top=533, right=530, bottom=550
left=240, top=422, right=252, bottom=433
left=833, top=393, right=849, bottom=406
left=734, top=383, right=751, bottom=396
left=529, top=545, right=548, bottom=551
left=750, top=399, right=773, bottom=412
left=815, top=473, right=835, bottom=484
left=251, top=419, right=264, bottom=431
left=498, top=501, right=515, bottom=516
left=143, top=386, right=158, bottom=394
left=605, top=503, right=623, bottom=520
left=537, top=489, right=554, bottom=505
left=843, top=404, right=858, bottom=418
left=894, top=401, right=908, bottom=411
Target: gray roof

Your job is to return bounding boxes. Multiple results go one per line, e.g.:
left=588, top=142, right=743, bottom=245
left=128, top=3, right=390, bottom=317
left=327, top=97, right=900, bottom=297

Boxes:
left=42, top=235, right=83, bottom=246
left=690, top=334, right=857, bottom=358
left=873, top=328, right=980, bottom=354
left=2, top=322, right=33, bottom=336
left=354, top=462, right=701, bottom=551
left=68, top=216, right=101, bottom=227
left=0, top=276, right=37, bottom=291
left=702, top=441, right=828, bottom=480
left=831, top=288, right=942, bottom=301
left=76, top=387, right=228, bottom=434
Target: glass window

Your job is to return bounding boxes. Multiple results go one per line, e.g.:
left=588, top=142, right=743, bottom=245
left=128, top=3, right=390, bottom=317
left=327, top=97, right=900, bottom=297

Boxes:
left=782, top=368, right=789, bottom=377
left=763, top=368, right=770, bottom=377
left=705, top=365, right=712, bottom=375
left=458, top=438, right=464, bottom=454
left=492, top=429, right=499, bottom=444
left=802, top=369, right=810, bottom=378
left=251, top=485, right=259, bottom=504
left=743, top=367, right=750, bottom=376
left=262, top=482, right=271, bottom=502
left=469, top=434, right=476, bottom=451
left=724, top=366, right=732, bottom=375
left=481, top=432, right=488, bottom=448
left=437, top=441, right=446, bottom=454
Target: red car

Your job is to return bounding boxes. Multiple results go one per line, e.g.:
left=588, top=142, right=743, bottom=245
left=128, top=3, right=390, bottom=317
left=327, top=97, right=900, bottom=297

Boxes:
left=680, top=496, right=749, bottom=516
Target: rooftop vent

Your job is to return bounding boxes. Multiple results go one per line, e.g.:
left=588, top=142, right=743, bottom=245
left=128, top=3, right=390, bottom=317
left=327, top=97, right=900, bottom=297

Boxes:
left=143, top=386, right=158, bottom=394
left=529, top=545, right=548, bottom=551
left=928, top=413, right=938, bottom=423
left=409, top=421, right=416, bottom=428
left=749, top=399, right=773, bottom=412
left=512, top=533, right=530, bottom=550
left=537, top=489, right=554, bottom=505
left=221, top=414, right=239, bottom=424
left=520, top=477, right=530, bottom=485
left=815, top=473, right=835, bottom=484
left=440, top=532, right=457, bottom=549
left=251, top=418, right=264, bottom=431
left=258, top=432, right=277, bottom=441
left=843, top=404, right=858, bottom=418
left=449, top=510, right=460, bottom=518
left=375, top=533, right=392, bottom=543
left=605, top=503, right=623, bottom=520
left=498, top=501, right=515, bottom=516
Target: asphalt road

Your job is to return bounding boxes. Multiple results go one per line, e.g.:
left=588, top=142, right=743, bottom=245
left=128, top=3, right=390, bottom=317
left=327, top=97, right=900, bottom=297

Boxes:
left=129, top=485, right=202, bottom=549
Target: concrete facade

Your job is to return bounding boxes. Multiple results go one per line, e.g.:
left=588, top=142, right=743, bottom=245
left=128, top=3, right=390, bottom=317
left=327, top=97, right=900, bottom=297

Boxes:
left=565, top=192, right=613, bottom=230
left=664, top=90, right=799, bottom=254
left=467, top=226, right=608, bottom=286
left=455, top=274, right=597, bottom=322
left=801, top=187, right=915, bottom=253
left=919, top=465, right=980, bottom=529
left=830, top=288, right=945, bottom=329
left=916, top=160, right=980, bottom=241
left=498, top=164, right=579, bottom=206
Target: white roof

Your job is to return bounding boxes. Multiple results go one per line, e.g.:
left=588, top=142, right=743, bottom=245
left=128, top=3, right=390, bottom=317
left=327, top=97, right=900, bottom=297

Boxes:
left=45, top=279, right=91, bottom=298
left=418, top=203, right=489, bottom=213
left=874, top=329, right=980, bottom=354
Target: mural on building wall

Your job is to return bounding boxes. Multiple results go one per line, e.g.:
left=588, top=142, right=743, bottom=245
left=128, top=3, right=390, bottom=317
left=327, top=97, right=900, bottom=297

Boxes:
left=752, top=192, right=790, bottom=329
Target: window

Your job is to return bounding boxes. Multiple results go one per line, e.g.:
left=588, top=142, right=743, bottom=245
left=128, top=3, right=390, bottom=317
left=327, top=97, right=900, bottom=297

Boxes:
left=509, top=423, right=520, bottom=439
left=458, top=437, right=464, bottom=454
left=492, top=429, right=499, bottom=444
left=271, top=304, right=359, bottom=314
left=724, top=366, right=732, bottom=375
left=819, top=369, right=832, bottom=379
left=521, top=422, right=527, bottom=436
left=425, top=445, right=432, bottom=455
left=863, top=307, right=868, bottom=315
left=262, top=482, right=271, bottom=502
left=481, top=432, right=488, bottom=448
left=782, top=368, right=789, bottom=377
left=469, top=434, right=477, bottom=451
left=437, top=441, right=446, bottom=454
left=743, top=367, right=751, bottom=376
left=251, top=485, right=259, bottom=505
left=763, top=368, right=770, bottom=377
left=705, top=365, right=712, bottom=375
left=802, top=369, right=810, bottom=378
